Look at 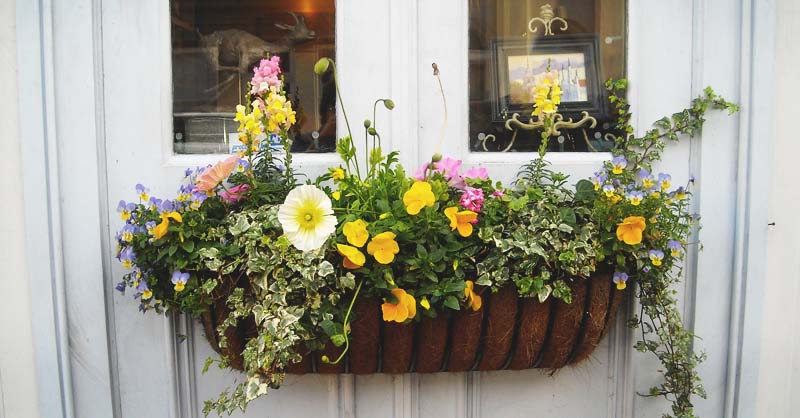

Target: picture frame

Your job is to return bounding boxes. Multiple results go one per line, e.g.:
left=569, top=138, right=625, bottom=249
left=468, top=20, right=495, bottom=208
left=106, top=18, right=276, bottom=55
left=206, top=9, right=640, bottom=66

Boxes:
left=490, top=34, right=602, bottom=123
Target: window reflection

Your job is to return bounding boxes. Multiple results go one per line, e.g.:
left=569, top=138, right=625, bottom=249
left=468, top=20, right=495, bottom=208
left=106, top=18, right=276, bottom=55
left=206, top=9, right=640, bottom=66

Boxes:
left=469, top=0, right=626, bottom=152
left=171, top=0, right=336, bottom=154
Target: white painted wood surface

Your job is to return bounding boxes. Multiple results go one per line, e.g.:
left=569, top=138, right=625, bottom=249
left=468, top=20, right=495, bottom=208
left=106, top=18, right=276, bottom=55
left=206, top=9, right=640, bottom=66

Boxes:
left=757, top=0, right=800, bottom=416
left=10, top=0, right=776, bottom=417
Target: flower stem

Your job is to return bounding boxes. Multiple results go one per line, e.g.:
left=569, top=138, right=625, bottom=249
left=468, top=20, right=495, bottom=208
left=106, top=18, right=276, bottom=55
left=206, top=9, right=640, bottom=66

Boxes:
left=323, top=279, right=364, bottom=365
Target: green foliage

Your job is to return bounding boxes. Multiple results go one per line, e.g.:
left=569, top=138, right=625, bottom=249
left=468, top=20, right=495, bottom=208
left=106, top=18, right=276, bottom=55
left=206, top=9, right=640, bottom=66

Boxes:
left=476, top=165, right=598, bottom=303
left=594, top=80, right=738, bottom=418
left=201, top=206, right=351, bottom=415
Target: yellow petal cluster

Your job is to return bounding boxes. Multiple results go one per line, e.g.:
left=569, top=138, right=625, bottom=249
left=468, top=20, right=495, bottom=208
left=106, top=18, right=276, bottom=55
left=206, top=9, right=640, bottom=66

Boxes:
left=444, top=207, right=478, bottom=237
left=234, top=105, right=264, bottom=147
left=337, top=244, right=365, bottom=269
left=367, top=231, right=400, bottom=264
left=402, top=181, right=436, bottom=215
left=331, top=168, right=345, bottom=181
left=264, top=92, right=297, bottom=134
left=616, top=216, right=647, bottom=245
left=531, top=73, right=562, bottom=117
left=464, top=280, right=482, bottom=311
left=153, top=211, right=183, bottom=240
left=343, top=220, right=369, bottom=247
left=381, top=288, right=417, bottom=323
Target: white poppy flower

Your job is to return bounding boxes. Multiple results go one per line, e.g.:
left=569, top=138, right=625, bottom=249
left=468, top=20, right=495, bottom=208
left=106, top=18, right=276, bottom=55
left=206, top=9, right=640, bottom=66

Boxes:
left=277, top=185, right=337, bottom=251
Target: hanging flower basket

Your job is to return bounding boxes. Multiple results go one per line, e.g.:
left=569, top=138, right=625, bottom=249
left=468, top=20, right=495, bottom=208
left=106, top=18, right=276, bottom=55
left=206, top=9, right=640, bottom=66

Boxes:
left=200, top=273, right=624, bottom=374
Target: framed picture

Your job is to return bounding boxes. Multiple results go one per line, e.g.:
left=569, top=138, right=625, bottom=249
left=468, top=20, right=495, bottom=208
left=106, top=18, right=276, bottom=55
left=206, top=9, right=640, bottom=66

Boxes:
left=491, top=35, right=602, bottom=123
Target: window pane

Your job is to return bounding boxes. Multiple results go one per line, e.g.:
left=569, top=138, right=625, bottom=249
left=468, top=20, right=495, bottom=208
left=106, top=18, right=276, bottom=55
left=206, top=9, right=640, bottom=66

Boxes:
left=469, top=0, right=626, bottom=152
left=171, top=0, right=336, bottom=154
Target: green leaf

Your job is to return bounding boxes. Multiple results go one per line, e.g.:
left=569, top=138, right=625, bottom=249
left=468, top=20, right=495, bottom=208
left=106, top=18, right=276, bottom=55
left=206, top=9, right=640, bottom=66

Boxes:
left=558, top=207, right=577, bottom=225
left=331, top=334, right=346, bottom=347
left=202, top=279, right=218, bottom=295
left=202, top=356, right=214, bottom=374
left=416, top=244, right=428, bottom=260
left=443, top=296, right=460, bottom=310
left=181, top=240, right=195, bottom=253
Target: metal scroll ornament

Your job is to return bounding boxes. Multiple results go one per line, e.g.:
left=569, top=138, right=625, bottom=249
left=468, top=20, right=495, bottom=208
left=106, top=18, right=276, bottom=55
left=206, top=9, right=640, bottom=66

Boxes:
left=480, top=111, right=598, bottom=152
left=528, top=4, right=568, bottom=36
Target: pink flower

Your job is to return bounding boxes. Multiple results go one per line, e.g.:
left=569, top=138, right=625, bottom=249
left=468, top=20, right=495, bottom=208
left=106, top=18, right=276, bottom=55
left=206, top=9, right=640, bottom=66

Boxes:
left=195, top=155, right=239, bottom=192
left=492, top=190, right=505, bottom=198
left=220, top=184, right=251, bottom=203
left=463, top=167, right=489, bottom=180
left=413, top=163, right=429, bottom=181
left=251, top=56, right=282, bottom=94
left=459, top=187, right=485, bottom=213
left=436, top=157, right=462, bottom=179
left=433, top=157, right=465, bottom=189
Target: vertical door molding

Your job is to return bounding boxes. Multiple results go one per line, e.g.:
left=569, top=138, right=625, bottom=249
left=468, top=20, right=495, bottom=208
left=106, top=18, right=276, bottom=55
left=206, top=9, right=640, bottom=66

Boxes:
left=725, top=0, right=775, bottom=417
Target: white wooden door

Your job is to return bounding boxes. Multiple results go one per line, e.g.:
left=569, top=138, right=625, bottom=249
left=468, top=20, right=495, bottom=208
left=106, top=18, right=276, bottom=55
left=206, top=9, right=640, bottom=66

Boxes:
left=97, top=1, right=745, bottom=417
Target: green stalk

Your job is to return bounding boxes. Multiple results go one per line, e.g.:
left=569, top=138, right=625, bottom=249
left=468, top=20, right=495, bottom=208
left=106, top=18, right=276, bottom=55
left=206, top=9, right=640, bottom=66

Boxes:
left=322, top=280, right=364, bottom=365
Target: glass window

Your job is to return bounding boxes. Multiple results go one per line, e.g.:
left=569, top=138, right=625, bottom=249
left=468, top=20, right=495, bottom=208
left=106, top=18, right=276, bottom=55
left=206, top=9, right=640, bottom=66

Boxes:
left=468, top=0, right=626, bottom=152
left=171, top=0, right=336, bottom=154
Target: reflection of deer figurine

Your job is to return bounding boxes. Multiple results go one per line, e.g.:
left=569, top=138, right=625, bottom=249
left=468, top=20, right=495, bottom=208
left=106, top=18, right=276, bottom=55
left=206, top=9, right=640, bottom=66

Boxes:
left=197, top=12, right=317, bottom=98
left=275, top=11, right=317, bottom=44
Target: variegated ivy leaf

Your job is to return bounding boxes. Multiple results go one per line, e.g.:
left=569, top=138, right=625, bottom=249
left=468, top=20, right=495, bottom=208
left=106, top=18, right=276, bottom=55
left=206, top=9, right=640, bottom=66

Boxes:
left=245, top=376, right=269, bottom=401
left=338, top=272, right=355, bottom=290
left=318, top=260, right=334, bottom=277
left=229, top=215, right=252, bottom=236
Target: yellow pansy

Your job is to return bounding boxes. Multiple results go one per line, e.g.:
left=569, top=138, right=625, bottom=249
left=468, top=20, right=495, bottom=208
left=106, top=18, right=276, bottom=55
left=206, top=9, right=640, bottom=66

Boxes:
left=343, top=219, right=369, bottom=247
left=444, top=207, right=478, bottom=237
left=367, top=231, right=400, bottom=264
left=381, top=288, right=417, bottom=323
left=152, top=211, right=183, bottom=240
left=616, top=216, right=647, bottom=245
left=464, top=280, right=482, bottom=311
left=337, top=244, right=365, bottom=270
left=402, top=181, right=436, bottom=215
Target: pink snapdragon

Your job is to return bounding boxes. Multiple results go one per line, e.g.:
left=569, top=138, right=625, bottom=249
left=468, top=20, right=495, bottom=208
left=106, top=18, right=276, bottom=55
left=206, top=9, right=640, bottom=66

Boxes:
left=220, top=184, right=251, bottom=203
left=459, top=186, right=485, bottom=213
left=251, top=56, right=282, bottom=95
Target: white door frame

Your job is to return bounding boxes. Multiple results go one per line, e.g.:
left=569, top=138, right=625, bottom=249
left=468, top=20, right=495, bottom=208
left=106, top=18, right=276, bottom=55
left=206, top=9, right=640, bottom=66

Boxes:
left=13, top=0, right=775, bottom=417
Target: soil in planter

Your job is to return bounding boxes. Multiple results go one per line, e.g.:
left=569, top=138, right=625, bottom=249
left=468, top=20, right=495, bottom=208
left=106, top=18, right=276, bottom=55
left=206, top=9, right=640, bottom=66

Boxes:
left=349, top=299, right=381, bottom=374
left=382, top=322, right=415, bottom=374
left=478, top=286, right=519, bottom=370
left=316, top=341, right=346, bottom=373
left=537, top=278, right=588, bottom=369
left=570, top=273, right=612, bottom=364
left=414, top=314, right=449, bottom=373
left=447, top=307, right=484, bottom=372
left=508, top=297, right=552, bottom=370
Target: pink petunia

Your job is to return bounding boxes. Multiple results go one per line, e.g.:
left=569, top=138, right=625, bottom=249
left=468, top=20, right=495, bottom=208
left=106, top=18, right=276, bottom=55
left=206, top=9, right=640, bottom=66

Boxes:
left=463, top=167, right=489, bottom=180
left=220, top=184, right=251, bottom=203
left=195, top=155, right=239, bottom=192
left=413, top=163, right=429, bottom=181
